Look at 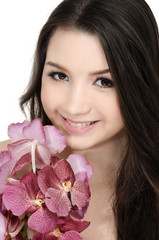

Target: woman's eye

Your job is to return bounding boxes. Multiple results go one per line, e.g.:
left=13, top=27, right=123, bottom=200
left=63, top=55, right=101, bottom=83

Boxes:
left=94, top=77, right=114, bottom=88
left=48, top=71, right=69, bottom=81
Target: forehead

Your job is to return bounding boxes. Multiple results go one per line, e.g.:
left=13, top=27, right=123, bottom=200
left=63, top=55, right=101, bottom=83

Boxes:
left=46, top=28, right=109, bottom=72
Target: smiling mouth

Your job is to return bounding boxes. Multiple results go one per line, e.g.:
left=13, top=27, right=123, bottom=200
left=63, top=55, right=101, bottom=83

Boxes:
left=65, top=118, right=97, bottom=128
left=60, top=115, right=99, bottom=134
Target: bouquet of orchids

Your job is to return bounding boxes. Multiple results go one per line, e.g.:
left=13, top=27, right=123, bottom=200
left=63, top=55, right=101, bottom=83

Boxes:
left=0, top=119, right=93, bottom=240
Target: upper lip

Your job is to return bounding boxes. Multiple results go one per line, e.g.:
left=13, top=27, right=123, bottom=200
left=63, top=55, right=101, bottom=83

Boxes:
left=61, top=115, right=98, bottom=124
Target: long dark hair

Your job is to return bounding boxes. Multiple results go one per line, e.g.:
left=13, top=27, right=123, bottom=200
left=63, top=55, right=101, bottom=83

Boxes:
left=20, top=0, right=159, bottom=239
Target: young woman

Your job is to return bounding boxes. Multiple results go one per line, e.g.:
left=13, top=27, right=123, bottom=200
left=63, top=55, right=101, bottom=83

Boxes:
left=1, top=0, right=159, bottom=239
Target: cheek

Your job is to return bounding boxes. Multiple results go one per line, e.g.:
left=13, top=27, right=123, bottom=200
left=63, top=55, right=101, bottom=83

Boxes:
left=41, top=83, right=51, bottom=111
left=98, top=93, right=124, bottom=124
left=109, top=99, right=124, bottom=128
left=41, top=80, right=67, bottom=120
left=40, top=81, right=58, bottom=113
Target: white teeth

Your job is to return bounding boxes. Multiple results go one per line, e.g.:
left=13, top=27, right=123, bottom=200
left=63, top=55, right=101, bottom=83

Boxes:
left=66, top=119, right=94, bottom=127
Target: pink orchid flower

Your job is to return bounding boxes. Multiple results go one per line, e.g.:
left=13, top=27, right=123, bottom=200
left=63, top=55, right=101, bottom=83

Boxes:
left=38, top=159, right=91, bottom=217
left=32, top=216, right=89, bottom=240
left=8, top=119, right=66, bottom=173
left=66, top=154, right=93, bottom=184
left=66, top=154, right=93, bottom=219
left=3, top=172, right=57, bottom=234
left=52, top=154, right=93, bottom=185
left=0, top=212, right=25, bottom=240
left=0, top=151, right=16, bottom=194
left=0, top=151, right=33, bottom=195
left=56, top=216, right=90, bottom=233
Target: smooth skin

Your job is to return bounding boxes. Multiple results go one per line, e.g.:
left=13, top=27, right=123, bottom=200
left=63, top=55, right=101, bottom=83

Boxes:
left=41, top=28, right=127, bottom=239
left=41, top=28, right=124, bottom=152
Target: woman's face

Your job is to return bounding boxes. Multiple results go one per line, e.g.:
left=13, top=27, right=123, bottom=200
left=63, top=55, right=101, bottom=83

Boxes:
left=41, top=28, right=125, bottom=151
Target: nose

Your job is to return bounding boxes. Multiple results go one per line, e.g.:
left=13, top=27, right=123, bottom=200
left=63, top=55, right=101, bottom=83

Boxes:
left=63, top=84, right=92, bottom=116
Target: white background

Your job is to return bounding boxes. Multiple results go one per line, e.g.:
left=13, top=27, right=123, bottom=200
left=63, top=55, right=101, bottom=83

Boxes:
left=0, top=0, right=159, bottom=141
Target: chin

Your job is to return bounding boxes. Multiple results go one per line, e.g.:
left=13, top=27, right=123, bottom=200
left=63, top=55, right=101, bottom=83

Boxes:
left=67, top=143, right=90, bottom=151
left=66, top=137, right=92, bottom=151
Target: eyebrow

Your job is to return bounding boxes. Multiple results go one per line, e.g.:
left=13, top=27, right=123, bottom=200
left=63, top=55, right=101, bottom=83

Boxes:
left=46, top=61, right=110, bottom=75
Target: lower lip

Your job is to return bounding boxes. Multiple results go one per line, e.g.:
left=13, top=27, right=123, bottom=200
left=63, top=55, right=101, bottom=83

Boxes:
left=60, top=116, right=99, bottom=134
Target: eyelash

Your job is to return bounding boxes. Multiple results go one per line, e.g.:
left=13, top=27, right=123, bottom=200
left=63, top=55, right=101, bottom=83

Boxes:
left=48, top=71, right=114, bottom=88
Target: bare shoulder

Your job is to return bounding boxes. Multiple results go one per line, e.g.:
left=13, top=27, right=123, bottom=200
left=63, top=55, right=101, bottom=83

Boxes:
left=0, top=139, right=12, bottom=151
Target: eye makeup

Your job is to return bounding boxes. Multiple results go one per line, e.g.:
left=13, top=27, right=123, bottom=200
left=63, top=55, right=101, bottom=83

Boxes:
left=47, top=70, right=114, bottom=89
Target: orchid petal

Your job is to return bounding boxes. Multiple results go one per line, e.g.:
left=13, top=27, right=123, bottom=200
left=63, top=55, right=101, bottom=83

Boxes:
left=8, top=216, right=20, bottom=234
left=21, top=172, right=39, bottom=199
left=3, top=181, right=32, bottom=216
left=36, top=144, right=51, bottom=168
left=44, top=126, right=66, bottom=154
left=10, top=217, right=20, bottom=236
left=54, top=159, right=75, bottom=184
left=59, top=231, right=83, bottom=240
left=28, top=207, right=57, bottom=233
left=8, top=120, right=29, bottom=142
left=0, top=151, right=15, bottom=194
left=71, top=181, right=90, bottom=210
left=23, top=119, right=46, bottom=144
left=67, top=154, right=93, bottom=182
left=8, top=140, right=32, bottom=162
left=9, top=219, right=25, bottom=239
left=38, top=166, right=61, bottom=194
left=27, top=227, right=36, bottom=240
left=12, top=153, right=32, bottom=175
left=0, top=213, right=7, bottom=240
left=58, top=216, right=90, bottom=233
left=0, top=194, right=5, bottom=213
left=32, top=233, right=42, bottom=240
left=45, top=188, right=71, bottom=216
left=30, top=140, right=38, bottom=173
left=51, top=156, right=60, bottom=165
left=0, top=151, right=10, bottom=167
left=33, top=233, right=56, bottom=240
left=71, top=204, right=88, bottom=219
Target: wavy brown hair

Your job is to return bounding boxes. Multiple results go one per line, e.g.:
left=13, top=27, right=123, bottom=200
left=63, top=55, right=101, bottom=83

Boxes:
left=20, top=0, right=159, bottom=239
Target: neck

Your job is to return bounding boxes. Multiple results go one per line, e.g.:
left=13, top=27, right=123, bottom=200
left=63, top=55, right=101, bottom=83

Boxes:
left=58, top=132, right=127, bottom=190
